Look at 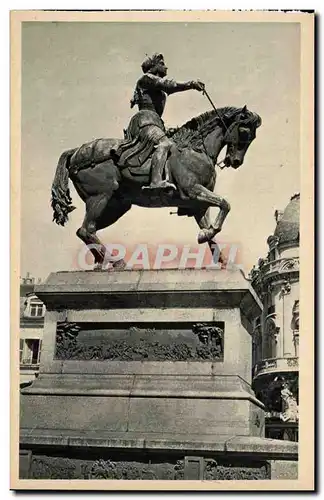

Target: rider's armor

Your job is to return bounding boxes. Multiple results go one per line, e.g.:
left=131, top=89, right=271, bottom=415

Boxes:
left=131, top=73, right=194, bottom=117
left=112, top=53, right=202, bottom=189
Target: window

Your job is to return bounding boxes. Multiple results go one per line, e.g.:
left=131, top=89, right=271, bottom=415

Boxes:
left=263, top=318, right=278, bottom=359
left=23, top=295, right=45, bottom=318
left=30, top=303, right=44, bottom=317
left=20, top=339, right=41, bottom=365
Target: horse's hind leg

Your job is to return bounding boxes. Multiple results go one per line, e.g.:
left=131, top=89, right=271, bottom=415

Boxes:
left=95, top=199, right=132, bottom=269
left=76, top=193, right=111, bottom=269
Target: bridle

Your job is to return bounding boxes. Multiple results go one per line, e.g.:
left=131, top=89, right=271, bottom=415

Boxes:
left=201, top=89, right=242, bottom=169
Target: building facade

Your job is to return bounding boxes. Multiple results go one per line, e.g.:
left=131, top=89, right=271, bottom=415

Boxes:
left=20, top=273, right=45, bottom=387
left=250, top=193, right=299, bottom=442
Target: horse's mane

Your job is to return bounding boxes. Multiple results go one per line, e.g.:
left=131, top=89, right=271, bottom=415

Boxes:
left=172, top=106, right=260, bottom=152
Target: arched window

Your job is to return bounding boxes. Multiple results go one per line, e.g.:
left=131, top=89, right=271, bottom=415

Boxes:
left=264, top=318, right=279, bottom=359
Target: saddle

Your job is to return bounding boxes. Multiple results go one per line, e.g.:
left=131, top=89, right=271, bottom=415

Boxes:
left=111, top=110, right=166, bottom=169
left=68, top=112, right=178, bottom=177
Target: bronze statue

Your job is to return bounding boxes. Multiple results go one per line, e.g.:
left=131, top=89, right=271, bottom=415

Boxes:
left=51, top=55, right=262, bottom=270
left=113, top=53, right=205, bottom=191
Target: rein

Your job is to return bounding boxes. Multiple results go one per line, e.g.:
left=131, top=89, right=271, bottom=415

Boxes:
left=202, top=89, right=229, bottom=169
left=203, top=89, right=228, bottom=131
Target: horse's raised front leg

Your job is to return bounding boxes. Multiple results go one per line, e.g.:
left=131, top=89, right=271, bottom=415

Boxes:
left=188, top=184, right=231, bottom=244
left=194, top=209, right=227, bottom=266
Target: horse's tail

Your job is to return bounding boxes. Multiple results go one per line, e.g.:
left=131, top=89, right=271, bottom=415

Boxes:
left=51, top=148, right=76, bottom=226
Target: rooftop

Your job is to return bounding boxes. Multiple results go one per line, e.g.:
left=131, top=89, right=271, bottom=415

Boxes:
left=273, top=193, right=300, bottom=246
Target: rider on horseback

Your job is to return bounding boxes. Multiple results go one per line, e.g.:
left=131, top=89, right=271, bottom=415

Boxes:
left=112, top=53, right=205, bottom=190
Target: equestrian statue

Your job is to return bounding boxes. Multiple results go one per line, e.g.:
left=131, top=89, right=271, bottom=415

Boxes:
left=51, top=53, right=262, bottom=269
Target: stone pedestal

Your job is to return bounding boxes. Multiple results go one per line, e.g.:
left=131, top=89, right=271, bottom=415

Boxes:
left=19, top=269, right=298, bottom=480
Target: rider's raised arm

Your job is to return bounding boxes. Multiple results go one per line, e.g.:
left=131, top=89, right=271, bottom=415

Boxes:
left=139, top=74, right=204, bottom=94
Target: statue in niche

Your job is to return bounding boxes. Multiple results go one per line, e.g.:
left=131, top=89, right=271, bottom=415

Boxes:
left=280, top=382, right=299, bottom=423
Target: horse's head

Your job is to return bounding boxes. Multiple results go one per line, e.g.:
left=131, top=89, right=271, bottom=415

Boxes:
left=223, top=105, right=262, bottom=169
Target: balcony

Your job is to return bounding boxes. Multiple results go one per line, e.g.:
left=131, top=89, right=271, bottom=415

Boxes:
left=253, top=357, right=298, bottom=379
left=250, top=257, right=299, bottom=282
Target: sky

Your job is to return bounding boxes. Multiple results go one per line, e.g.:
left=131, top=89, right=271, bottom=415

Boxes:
left=21, top=21, right=300, bottom=279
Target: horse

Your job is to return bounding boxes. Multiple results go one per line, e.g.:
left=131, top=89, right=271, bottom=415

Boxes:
left=51, top=105, right=262, bottom=269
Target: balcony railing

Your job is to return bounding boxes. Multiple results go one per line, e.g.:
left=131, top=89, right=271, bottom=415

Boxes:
left=253, top=356, right=299, bottom=378
left=250, top=257, right=299, bottom=281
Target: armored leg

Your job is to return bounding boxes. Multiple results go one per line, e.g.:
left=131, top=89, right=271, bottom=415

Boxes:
left=145, top=138, right=176, bottom=190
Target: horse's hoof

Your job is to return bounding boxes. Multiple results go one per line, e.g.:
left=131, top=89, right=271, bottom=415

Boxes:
left=113, top=259, right=126, bottom=270
left=198, top=229, right=215, bottom=244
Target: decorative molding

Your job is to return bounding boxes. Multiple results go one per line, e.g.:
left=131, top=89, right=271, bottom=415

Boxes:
left=279, top=259, right=299, bottom=272
left=286, top=357, right=298, bottom=368
left=253, top=357, right=298, bottom=378
left=250, top=257, right=299, bottom=286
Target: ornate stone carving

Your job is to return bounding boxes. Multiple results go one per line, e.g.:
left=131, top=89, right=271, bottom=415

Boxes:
left=55, top=322, right=224, bottom=361
left=280, top=280, right=291, bottom=297
left=267, top=234, right=280, bottom=248
left=280, top=382, right=299, bottom=423
left=280, top=259, right=299, bottom=272
left=286, top=357, right=298, bottom=368
left=28, top=455, right=269, bottom=480
left=274, top=210, right=284, bottom=223
left=30, top=456, right=184, bottom=480
left=249, top=264, right=260, bottom=280
left=192, top=323, right=223, bottom=347
left=203, top=459, right=269, bottom=480
left=55, top=321, right=81, bottom=359
left=30, top=456, right=78, bottom=479
left=257, top=375, right=299, bottom=422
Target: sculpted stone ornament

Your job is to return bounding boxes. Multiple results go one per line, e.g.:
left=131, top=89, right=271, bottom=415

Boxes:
left=51, top=52, right=262, bottom=270
left=192, top=323, right=223, bottom=347
left=54, top=322, right=224, bottom=361
left=280, top=383, right=299, bottom=423
left=280, top=280, right=291, bottom=297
